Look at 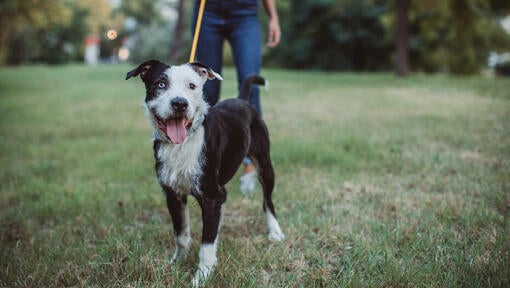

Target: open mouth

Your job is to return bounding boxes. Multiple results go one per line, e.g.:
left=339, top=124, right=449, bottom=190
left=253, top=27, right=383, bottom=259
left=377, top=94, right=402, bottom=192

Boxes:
left=155, top=115, right=193, bottom=144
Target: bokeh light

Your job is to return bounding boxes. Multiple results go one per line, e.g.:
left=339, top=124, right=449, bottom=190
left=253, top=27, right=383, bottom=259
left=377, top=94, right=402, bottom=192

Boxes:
left=106, top=29, right=118, bottom=40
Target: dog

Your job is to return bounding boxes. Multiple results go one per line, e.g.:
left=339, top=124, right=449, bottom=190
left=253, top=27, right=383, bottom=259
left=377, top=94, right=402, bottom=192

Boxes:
left=126, top=60, right=285, bottom=287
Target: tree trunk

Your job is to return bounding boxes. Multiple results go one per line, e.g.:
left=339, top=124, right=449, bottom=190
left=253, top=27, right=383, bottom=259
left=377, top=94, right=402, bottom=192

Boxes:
left=395, top=0, right=410, bottom=77
left=168, top=0, right=186, bottom=63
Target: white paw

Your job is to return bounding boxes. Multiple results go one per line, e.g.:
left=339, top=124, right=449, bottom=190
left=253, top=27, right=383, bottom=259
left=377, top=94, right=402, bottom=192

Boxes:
left=170, top=233, right=191, bottom=263
left=192, top=273, right=203, bottom=288
left=192, top=265, right=215, bottom=288
left=170, top=248, right=188, bottom=264
left=192, top=243, right=217, bottom=287
left=268, top=229, right=285, bottom=242
left=266, top=211, right=285, bottom=242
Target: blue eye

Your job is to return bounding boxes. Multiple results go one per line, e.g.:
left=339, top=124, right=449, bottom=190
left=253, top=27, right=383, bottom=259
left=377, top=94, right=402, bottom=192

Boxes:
left=158, top=81, right=166, bottom=88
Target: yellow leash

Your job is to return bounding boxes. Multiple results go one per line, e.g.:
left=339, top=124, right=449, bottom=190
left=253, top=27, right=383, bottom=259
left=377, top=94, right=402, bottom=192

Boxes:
left=189, top=0, right=207, bottom=63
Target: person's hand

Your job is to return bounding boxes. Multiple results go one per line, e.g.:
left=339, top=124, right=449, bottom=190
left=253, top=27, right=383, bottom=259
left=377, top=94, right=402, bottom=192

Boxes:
left=266, top=18, right=281, bottom=48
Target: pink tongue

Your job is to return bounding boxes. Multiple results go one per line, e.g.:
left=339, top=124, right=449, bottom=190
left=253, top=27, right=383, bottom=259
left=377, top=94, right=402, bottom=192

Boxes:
left=166, top=118, right=187, bottom=144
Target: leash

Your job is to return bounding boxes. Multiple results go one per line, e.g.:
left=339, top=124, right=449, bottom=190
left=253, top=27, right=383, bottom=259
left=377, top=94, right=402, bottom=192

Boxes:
left=189, top=0, right=207, bottom=63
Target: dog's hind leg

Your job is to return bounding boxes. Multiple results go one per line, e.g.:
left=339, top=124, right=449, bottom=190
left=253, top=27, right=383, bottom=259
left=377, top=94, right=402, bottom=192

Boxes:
left=250, top=121, right=285, bottom=242
left=259, top=158, right=285, bottom=242
left=164, top=187, right=191, bottom=263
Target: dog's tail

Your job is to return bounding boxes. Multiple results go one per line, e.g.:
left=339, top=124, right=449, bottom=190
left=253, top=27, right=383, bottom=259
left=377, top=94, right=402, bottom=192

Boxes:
left=238, top=75, right=267, bottom=101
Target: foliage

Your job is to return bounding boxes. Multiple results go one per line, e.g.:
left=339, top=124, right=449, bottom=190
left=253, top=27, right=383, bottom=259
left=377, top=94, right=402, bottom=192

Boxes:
left=495, top=55, right=510, bottom=75
left=0, top=0, right=72, bottom=64
left=1, top=0, right=509, bottom=72
left=402, top=0, right=510, bottom=74
left=268, top=0, right=510, bottom=74
left=117, top=0, right=190, bottom=64
left=0, top=65, right=509, bottom=286
left=119, top=0, right=166, bottom=26
left=6, top=4, right=90, bottom=64
left=77, top=0, right=118, bottom=34
left=1, top=0, right=120, bottom=65
left=127, top=23, right=173, bottom=64
left=269, top=0, right=392, bottom=71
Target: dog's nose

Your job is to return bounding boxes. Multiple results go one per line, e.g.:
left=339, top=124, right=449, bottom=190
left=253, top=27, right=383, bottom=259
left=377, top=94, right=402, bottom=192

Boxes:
left=171, top=97, right=188, bottom=112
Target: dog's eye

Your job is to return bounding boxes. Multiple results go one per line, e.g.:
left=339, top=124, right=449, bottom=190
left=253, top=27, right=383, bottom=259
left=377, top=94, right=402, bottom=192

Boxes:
left=158, top=81, right=166, bottom=89
left=189, top=83, right=197, bottom=90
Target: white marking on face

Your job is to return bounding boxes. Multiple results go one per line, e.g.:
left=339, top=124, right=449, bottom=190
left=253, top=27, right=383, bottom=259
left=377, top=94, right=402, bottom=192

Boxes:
left=266, top=210, right=285, bottom=242
left=146, top=65, right=208, bottom=126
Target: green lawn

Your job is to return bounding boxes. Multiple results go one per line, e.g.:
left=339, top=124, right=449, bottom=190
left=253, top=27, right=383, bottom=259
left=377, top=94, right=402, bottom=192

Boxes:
left=1, top=64, right=509, bottom=287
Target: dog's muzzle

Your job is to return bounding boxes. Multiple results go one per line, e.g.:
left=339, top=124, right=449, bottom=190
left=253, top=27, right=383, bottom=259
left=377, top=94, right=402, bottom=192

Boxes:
left=154, top=97, right=193, bottom=144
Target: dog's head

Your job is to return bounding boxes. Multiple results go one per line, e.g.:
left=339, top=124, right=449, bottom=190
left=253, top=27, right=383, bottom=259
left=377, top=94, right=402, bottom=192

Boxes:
left=126, top=59, right=222, bottom=144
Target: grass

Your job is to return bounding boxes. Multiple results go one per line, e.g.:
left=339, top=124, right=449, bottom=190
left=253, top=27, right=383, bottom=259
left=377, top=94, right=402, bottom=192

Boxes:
left=1, top=64, right=509, bottom=287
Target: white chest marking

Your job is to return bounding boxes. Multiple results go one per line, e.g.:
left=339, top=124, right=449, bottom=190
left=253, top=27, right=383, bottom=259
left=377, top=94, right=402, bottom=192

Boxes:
left=157, top=127, right=205, bottom=194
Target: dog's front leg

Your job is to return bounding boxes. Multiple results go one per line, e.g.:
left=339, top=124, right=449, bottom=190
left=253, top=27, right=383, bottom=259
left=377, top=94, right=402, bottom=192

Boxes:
left=164, top=187, right=191, bottom=263
left=192, top=194, right=225, bottom=287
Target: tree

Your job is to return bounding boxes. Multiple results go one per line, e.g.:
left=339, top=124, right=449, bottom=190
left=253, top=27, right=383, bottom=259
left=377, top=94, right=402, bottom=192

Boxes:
left=270, top=0, right=391, bottom=71
left=1, top=0, right=124, bottom=65
left=3, top=2, right=92, bottom=64
left=168, top=0, right=186, bottom=63
left=387, top=0, right=510, bottom=74
left=77, top=0, right=120, bottom=34
left=118, top=0, right=164, bottom=26
left=395, top=0, right=410, bottom=76
left=117, top=0, right=185, bottom=63
left=0, top=0, right=72, bottom=64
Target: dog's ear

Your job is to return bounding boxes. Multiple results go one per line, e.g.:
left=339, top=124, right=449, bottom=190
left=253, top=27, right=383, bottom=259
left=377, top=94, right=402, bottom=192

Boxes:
left=125, top=59, right=167, bottom=83
left=189, top=62, right=223, bottom=81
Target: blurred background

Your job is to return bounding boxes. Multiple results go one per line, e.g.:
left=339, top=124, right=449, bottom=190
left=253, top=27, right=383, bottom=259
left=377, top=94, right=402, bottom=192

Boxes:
left=0, top=0, right=509, bottom=76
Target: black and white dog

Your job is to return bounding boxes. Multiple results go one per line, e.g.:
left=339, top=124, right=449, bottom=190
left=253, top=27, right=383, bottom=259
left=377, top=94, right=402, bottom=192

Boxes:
left=126, top=60, right=284, bottom=286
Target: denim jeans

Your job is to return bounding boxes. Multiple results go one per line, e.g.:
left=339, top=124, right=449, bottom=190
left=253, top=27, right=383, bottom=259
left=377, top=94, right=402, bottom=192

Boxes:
left=193, top=0, right=262, bottom=116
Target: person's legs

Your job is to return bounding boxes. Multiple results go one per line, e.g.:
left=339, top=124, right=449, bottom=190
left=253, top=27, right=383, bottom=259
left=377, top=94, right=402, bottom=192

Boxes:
left=192, top=8, right=225, bottom=106
left=227, top=13, right=263, bottom=193
left=227, top=14, right=262, bottom=116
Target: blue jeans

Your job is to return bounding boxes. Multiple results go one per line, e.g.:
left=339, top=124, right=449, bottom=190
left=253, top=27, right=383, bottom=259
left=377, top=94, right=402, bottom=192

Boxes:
left=193, top=0, right=262, bottom=116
